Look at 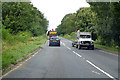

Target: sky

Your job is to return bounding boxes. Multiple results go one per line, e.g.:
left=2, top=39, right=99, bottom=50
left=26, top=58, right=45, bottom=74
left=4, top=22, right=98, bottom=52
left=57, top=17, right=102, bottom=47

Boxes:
left=30, top=0, right=90, bottom=30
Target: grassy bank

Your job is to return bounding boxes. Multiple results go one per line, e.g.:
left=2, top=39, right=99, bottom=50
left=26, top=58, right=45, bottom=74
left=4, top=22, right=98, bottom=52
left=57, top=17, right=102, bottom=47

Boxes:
left=2, top=35, right=47, bottom=72
left=94, top=44, right=119, bottom=52
left=61, top=34, right=119, bottom=52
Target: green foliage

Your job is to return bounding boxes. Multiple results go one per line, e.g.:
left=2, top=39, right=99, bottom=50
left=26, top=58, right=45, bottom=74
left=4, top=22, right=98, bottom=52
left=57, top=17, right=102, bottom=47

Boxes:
left=2, top=35, right=47, bottom=71
left=2, top=2, right=48, bottom=72
left=70, top=32, right=76, bottom=40
left=2, top=2, right=48, bottom=36
left=56, top=7, right=96, bottom=39
left=56, top=2, right=120, bottom=47
left=88, top=2, right=120, bottom=47
left=2, top=25, right=32, bottom=46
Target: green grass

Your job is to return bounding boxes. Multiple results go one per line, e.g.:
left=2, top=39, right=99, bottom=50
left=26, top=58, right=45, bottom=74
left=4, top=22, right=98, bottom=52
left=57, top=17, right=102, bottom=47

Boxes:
left=2, top=35, right=47, bottom=72
left=61, top=35, right=75, bottom=40
left=94, top=44, right=119, bottom=52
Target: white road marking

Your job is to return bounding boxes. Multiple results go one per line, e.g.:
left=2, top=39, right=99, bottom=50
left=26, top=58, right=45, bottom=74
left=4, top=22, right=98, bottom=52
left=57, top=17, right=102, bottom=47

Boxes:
left=73, top=51, right=76, bottom=54
left=83, top=58, right=85, bottom=59
left=67, top=47, right=71, bottom=50
left=60, top=40, right=116, bottom=79
left=75, top=52, right=82, bottom=57
left=86, top=60, right=116, bottom=80
left=91, top=70, right=101, bottom=75
left=73, top=51, right=82, bottom=57
left=63, top=43, right=66, bottom=46
left=3, top=51, right=39, bottom=78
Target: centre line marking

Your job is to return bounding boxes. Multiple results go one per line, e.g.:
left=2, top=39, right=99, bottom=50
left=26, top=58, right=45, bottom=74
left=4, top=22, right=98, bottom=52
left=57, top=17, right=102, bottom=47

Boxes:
left=75, top=52, right=82, bottom=57
left=73, top=51, right=76, bottom=54
left=67, top=47, right=71, bottom=50
left=72, top=51, right=82, bottom=57
left=63, top=43, right=66, bottom=46
left=86, top=60, right=116, bottom=80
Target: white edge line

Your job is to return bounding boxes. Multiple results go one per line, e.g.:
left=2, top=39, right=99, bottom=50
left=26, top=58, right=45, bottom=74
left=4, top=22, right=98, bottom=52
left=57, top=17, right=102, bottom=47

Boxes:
left=86, top=60, right=116, bottom=79
left=2, top=51, right=39, bottom=78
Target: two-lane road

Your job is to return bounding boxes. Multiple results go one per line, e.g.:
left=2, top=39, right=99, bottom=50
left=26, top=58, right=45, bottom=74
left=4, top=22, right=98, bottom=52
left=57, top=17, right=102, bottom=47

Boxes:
left=3, top=37, right=119, bottom=79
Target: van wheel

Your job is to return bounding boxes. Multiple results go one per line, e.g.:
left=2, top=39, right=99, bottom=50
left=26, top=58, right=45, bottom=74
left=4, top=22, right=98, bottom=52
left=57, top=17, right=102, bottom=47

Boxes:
left=91, top=46, right=94, bottom=50
left=78, top=45, right=81, bottom=50
left=72, top=43, right=74, bottom=47
left=87, top=46, right=90, bottom=50
left=76, top=44, right=78, bottom=48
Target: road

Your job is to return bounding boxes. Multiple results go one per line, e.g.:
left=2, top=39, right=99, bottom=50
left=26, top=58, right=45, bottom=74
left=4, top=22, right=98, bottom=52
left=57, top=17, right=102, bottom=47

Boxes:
left=2, top=37, right=119, bottom=79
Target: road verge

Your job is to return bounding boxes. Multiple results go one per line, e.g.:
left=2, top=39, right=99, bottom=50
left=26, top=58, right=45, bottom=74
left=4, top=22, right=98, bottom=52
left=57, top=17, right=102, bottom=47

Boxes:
left=2, top=35, right=47, bottom=75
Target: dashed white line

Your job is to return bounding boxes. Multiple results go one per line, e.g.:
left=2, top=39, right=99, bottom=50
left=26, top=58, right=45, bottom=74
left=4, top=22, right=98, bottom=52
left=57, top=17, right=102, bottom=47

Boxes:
left=73, top=51, right=76, bottom=54
left=86, top=60, right=116, bottom=80
left=63, top=43, right=66, bottom=46
left=91, top=70, right=101, bottom=75
left=83, top=58, right=85, bottom=59
left=64, top=44, right=116, bottom=79
left=67, top=47, right=71, bottom=50
left=75, top=52, right=82, bottom=57
left=66, top=46, right=82, bottom=58
left=72, top=51, right=82, bottom=57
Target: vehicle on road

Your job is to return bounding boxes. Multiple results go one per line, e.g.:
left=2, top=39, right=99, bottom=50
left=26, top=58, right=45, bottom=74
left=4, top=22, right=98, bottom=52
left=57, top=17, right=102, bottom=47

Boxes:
left=49, top=37, right=60, bottom=46
left=72, top=32, right=94, bottom=50
left=48, top=30, right=57, bottom=40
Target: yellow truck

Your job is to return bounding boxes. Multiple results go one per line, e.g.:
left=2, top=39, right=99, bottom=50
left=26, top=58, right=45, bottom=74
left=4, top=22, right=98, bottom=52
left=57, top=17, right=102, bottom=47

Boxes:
left=48, top=31, right=57, bottom=39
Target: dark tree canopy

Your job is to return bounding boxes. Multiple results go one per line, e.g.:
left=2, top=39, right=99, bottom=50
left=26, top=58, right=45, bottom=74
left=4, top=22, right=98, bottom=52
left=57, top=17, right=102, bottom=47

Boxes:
left=56, top=2, right=120, bottom=47
left=2, top=2, right=49, bottom=36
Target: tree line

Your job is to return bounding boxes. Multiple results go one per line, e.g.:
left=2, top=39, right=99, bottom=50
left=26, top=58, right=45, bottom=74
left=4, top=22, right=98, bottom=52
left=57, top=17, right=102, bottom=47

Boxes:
left=2, top=2, right=48, bottom=36
left=56, top=2, right=120, bottom=47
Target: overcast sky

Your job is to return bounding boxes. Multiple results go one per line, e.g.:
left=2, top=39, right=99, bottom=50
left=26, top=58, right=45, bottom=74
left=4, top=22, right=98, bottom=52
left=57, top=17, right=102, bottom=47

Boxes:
left=30, top=0, right=90, bottom=30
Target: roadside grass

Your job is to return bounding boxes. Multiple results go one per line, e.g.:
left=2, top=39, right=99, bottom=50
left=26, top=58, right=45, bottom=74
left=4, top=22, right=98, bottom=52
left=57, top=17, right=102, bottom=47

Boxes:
left=94, top=44, right=119, bottom=52
left=60, top=34, right=75, bottom=41
left=2, top=35, right=47, bottom=72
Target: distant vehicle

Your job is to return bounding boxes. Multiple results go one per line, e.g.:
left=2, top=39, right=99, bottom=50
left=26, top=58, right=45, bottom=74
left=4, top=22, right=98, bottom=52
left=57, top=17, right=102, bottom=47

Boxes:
left=49, top=37, right=60, bottom=46
left=72, top=32, right=94, bottom=50
left=48, top=31, right=57, bottom=40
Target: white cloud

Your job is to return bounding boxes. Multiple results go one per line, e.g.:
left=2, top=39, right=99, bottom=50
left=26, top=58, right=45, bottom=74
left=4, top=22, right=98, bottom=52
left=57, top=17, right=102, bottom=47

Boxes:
left=30, top=0, right=90, bottom=30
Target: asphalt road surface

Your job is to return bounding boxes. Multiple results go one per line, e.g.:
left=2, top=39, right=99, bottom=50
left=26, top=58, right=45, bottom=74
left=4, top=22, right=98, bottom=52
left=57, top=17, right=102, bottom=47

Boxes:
left=3, top=37, right=119, bottom=79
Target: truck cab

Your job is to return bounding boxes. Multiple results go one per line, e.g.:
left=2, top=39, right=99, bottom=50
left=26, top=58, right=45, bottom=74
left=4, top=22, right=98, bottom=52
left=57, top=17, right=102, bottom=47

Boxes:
left=72, top=32, right=94, bottom=50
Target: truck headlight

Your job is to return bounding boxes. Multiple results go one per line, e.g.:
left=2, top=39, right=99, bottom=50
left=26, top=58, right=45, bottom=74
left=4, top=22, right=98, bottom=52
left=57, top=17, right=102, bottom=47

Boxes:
left=81, top=41, right=83, bottom=44
left=79, top=42, right=81, bottom=44
left=91, top=41, right=94, bottom=44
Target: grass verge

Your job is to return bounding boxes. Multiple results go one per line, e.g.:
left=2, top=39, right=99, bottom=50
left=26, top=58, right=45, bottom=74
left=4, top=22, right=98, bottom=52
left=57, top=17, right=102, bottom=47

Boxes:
left=94, top=44, right=119, bottom=52
left=2, top=35, right=47, bottom=73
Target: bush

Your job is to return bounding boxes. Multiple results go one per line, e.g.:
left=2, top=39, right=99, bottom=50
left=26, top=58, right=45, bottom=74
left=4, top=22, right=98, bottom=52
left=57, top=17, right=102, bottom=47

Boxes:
left=60, top=34, right=63, bottom=37
left=16, top=31, right=32, bottom=43
left=2, top=25, right=32, bottom=45
left=70, top=32, right=76, bottom=40
left=2, top=25, right=15, bottom=45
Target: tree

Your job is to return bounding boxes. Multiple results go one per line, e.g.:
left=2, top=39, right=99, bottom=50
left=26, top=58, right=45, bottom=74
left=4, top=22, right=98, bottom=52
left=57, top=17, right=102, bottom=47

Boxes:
left=2, top=2, right=48, bottom=36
